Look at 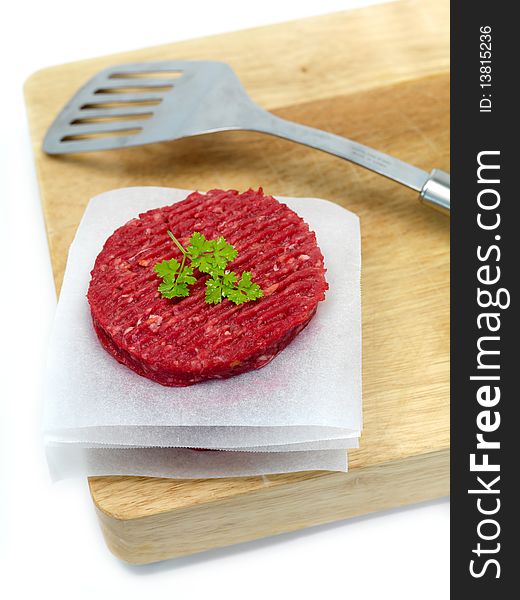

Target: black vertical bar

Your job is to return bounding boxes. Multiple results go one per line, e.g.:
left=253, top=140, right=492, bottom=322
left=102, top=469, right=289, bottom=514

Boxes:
left=451, top=2, right=515, bottom=596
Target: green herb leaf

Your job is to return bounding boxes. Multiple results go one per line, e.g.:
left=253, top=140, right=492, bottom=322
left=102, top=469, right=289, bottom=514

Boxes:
left=155, top=230, right=263, bottom=306
left=186, top=232, right=213, bottom=257
left=205, top=276, right=224, bottom=304
left=212, top=236, right=238, bottom=269
left=190, top=254, right=215, bottom=275
left=222, top=271, right=238, bottom=287
left=154, top=258, right=181, bottom=280
left=186, top=232, right=237, bottom=274
left=176, top=265, right=196, bottom=286
left=158, top=279, right=190, bottom=299
left=223, top=271, right=264, bottom=305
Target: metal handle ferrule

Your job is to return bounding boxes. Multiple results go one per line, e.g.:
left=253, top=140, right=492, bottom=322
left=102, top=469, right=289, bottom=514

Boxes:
left=420, top=169, right=450, bottom=214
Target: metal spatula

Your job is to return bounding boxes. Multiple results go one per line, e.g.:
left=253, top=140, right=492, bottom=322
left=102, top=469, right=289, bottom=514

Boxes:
left=43, top=60, right=450, bottom=213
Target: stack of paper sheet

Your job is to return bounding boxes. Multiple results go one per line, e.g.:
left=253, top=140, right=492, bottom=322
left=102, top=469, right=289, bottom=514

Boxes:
left=44, top=187, right=362, bottom=479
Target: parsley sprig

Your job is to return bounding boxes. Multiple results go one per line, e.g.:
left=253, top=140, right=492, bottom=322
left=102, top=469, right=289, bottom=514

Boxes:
left=154, top=231, right=263, bottom=306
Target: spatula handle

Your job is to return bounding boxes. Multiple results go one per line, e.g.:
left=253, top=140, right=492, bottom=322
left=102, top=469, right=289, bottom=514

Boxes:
left=249, top=112, right=450, bottom=214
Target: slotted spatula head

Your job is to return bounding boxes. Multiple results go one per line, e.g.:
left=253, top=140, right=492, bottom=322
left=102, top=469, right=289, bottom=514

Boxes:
left=43, top=60, right=261, bottom=154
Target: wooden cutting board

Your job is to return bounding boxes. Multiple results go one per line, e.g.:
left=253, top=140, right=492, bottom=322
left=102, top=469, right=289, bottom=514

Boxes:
left=25, top=0, right=449, bottom=564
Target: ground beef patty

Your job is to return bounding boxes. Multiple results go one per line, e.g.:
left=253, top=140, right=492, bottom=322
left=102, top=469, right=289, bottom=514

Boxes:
left=88, top=188, right=328, bottom=386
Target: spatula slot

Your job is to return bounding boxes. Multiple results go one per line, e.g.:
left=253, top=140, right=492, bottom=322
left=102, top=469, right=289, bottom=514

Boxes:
left=80, top=100, right=162, bottom=109
left=70, top=113, right=153, bottom=124
left=108, top=71, right=183, bottom=80
left=61, top=128, right=142, bottom=142
left=94, top=85, right=173, bottom=94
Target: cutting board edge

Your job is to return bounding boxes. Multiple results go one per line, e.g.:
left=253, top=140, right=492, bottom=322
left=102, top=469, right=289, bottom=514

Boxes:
left=89, top=445, right=450, bottom=521
left=90, top=447, right=449, bottom=564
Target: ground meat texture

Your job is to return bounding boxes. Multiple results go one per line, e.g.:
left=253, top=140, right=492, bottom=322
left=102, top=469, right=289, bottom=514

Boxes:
left=87, top=188, right=328, bottom=386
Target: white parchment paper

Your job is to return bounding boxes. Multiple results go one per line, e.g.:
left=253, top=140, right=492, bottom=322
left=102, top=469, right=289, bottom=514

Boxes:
left=44, top=187, right=361, bottom=477
left=46, top=447, right=348, bottom=480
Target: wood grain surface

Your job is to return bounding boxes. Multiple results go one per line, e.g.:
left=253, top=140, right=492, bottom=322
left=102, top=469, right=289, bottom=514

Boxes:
left=25, top=0, right=450, bottom=563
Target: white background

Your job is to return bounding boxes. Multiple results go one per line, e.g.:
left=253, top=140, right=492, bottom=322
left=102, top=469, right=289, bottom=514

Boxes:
left=0, top=1, right=449, bottom=598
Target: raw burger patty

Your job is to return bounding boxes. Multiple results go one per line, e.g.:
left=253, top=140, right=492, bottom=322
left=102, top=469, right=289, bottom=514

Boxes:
left=87, top=188, right=328, bottom=386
